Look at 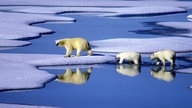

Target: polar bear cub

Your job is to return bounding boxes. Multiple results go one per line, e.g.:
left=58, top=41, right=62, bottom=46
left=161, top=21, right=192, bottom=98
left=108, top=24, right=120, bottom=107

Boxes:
left=56, top=37, right=92, bottom=57
left=116, top=51, right=141, bottom=64
left=151, top=50, right=176, bottom=66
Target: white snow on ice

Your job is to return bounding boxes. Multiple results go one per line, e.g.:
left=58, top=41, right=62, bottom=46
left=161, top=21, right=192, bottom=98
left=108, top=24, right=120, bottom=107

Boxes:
left=0, top=11, right=75, bottom=48
left=0, top=38, right=31, bottom=47
left=176, top=68, right=192, bottom=74
left=0, top=53, right=115, bottom=91
left=0, top=103, right=57, bottom=108
left=187, top=15, right=192, bottom=21
left=156, top=22, right=192, bottom=37
left=9, top=6, right=186, bottom=17
left=0, top=0, right=192, bottom=7
left=0, top=0, right=191, bottom=48
left=91, top=37, right=192, bottom=54
left=0, top=61, right=55, bottom=91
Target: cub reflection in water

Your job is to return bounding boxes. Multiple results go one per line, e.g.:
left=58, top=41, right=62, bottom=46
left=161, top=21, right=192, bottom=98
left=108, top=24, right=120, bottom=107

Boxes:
left=116, top=64, right=141, bottom=77
left=57, top=67, right=92, bottom=85
left=150, top=66, right=175, bottom=82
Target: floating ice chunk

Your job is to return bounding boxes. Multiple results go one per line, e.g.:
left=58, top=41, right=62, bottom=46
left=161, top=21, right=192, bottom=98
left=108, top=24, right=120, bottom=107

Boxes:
left=156, top=22, right=192, bottom=37
left=0, top=53, right=115, bottom=91
left=0, top=12, right=75, bottom=40
left=10, top=6, right=186, bottom=17
left=0, top=0, right=192, bottom=8
left=0, top=61, right=55, bottom=91
left=176, top=68, right=192, bottom=74
left=100, top=6, right=186, bottom=17
left=91, top=37, right=192, bottom=53
left=157, top=22, right=192, bottom=29
left=0, top=39, right=31, bottom=47
left=187, top=15, right=192, bottom=21
left=0, top=103, right=57, bottom=108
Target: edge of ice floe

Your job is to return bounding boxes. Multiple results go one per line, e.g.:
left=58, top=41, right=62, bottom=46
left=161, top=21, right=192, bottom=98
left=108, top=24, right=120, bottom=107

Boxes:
left=0, top=103, right=57, bottom=108
left=0, top=62, right=56, bottom=92
left=100, top=6, right=187, bottom=17
left=0, top=39, right=31, bottom=47
left=29, top=55, right=116, bottom=67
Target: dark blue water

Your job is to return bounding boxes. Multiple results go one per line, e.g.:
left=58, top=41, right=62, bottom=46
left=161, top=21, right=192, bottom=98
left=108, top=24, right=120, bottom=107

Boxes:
left=0, top=12, right=192, bottom=108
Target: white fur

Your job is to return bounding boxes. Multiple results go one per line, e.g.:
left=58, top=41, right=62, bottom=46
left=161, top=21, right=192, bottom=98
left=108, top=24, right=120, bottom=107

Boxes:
left=56, top=38, right=92, bottom=57
left=116, top=51, right=141, bottom=64
left=151, top=50, right=176, bottom=66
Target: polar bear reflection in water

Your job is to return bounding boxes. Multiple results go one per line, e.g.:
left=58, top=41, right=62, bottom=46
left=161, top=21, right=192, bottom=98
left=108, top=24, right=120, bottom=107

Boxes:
left=150, top=66, right=175, bottom=82
left=116, top=64, right=175, bottom=82
left=57, top=67, right=92, bottom=85
left=116, top=64, right=141, bottom=77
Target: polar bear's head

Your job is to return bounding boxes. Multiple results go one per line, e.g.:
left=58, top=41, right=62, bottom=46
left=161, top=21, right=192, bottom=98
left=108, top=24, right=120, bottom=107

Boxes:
left=150, top=53, right=157, bottom=61
left=116, top=54, right=120, bottom=59
left=55, top=39, right=66, bottom=46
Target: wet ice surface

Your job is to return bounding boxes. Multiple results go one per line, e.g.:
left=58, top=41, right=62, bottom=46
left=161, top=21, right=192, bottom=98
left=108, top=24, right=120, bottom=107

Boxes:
left=0, top=0, right=192, bottom=108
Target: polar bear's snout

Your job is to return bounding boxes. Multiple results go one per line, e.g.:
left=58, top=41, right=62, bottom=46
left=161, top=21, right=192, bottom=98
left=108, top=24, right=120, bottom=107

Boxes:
left=56, top=42, right=59, bottom=46
left=55, top=40, right=60, bottom=46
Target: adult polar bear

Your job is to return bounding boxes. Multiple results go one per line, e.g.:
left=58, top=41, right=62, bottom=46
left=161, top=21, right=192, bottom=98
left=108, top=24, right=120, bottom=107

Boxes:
left=56, top=38, right=92, bottom=57
left=151, top=50, right=176, bottom=67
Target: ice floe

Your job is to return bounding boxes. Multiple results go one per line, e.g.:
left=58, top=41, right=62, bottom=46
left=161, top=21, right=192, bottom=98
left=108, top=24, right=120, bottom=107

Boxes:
left=0, top=53, right=115, bottom=91
left=9, top=6, right=186, bottom=17
left=0, top=11, right=75, bottom=48
left=0, top=53, right=115, bottom=66
left=156, top=22, right=192, bottom=37
left=0, top=39, right=31, bottom=47
left=0, top=61, right=55, bottom=91
left=187, top=15, right=192, bottom=21
left=0, top=12, right=75, bottom=40
left=0, top=0, right=192, bottom=7
left=0, top=0, right=191, bottom=49
left=91, top=37, right=192, bottom=54
left=176, top=67, right=192, bottom=74
left=0, top=103, right=57, bottom=108
left=99, top=6, right=186, bottom=17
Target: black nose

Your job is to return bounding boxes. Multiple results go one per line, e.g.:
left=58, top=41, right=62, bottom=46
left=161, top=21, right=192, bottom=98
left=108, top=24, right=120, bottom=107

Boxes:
left=56, top=43, right=59, bottom=46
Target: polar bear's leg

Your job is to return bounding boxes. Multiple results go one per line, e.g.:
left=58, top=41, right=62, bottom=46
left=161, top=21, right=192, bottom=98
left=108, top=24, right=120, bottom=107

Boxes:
left=66, top=47, right=72, bottom=57
left=159, top=57, right=166, bottom=66
left=119, top=58, right=124, bottom=64
left=167, top=58, right=174, bottom=67
left=87, top=50, right=92, bottom=56
left=76, top=48, right=82, bottom=56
